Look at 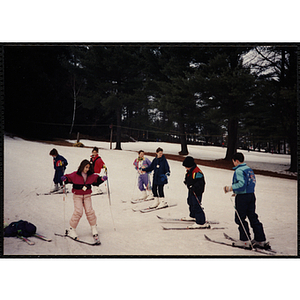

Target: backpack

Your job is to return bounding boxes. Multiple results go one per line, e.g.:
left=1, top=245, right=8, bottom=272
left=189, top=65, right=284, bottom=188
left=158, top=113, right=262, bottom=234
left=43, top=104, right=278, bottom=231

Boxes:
left=4, top=220, right=37, bottom=237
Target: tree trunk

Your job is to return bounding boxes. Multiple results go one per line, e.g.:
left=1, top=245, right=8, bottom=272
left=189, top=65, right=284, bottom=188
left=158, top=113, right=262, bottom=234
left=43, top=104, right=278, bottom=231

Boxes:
left=178, top=121, right=189, bottom=155
left=288, top=130, right=297, bottom=172
left=69, top=75, right=76, bottom=135
left=115, top=106, right=122, bottom=150
left=225, top=118, right=238, bottom=160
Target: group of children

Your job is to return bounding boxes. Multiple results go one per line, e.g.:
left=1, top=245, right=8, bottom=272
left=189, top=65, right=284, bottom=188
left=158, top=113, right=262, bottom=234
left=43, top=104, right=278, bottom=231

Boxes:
left=50, top=145, right=269, bottom=250
left=133, top=147, right=269, bottom=248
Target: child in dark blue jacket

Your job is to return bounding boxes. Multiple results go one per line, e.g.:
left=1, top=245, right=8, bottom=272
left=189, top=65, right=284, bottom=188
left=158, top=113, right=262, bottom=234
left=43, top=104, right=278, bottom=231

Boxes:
left=182, top=156, right=209, bottom=229
left=142, top=147, right=170, bottom=209
left=49, top=148, right=68, bottom=192
left=224, top=152, right=269, bottom=249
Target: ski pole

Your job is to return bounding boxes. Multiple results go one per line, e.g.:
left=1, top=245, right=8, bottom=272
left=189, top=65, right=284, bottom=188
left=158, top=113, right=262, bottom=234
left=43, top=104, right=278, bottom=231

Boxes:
left=105, top=169, right=116, bottom=231
left=229, top=194, right=254, bottom=250
left=62, top=181, right=66, bottom=233
left=192, top=190, right=204, bottom=210
left=131, top=171, right=139, bottom=201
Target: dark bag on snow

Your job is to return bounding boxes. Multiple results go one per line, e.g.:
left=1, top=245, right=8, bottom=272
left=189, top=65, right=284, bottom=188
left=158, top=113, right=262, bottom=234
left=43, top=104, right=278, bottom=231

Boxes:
left=4, top=220, right=37, bottom=237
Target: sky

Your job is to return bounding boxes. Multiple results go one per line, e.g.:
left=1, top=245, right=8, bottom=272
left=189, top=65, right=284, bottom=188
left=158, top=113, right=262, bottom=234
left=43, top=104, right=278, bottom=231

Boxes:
left=1, top=2, right=299, bottom=42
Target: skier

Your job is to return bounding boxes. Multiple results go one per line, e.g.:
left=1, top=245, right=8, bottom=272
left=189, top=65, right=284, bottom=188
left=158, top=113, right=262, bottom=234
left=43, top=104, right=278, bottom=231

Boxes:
left=61, top=159, right=107, bottom=242
left=49, top=148, right=68, bottom=192
left=224, top=152, right=269, bottom=249
left=90, top=147, right=106, bottom=174
left=90, top=147, right=107, bottom=194
left=142, top=147, right=170, bottom=209
left=133, top=150, right=152, bottom=200
left=182, top=156, right=209, bottom=229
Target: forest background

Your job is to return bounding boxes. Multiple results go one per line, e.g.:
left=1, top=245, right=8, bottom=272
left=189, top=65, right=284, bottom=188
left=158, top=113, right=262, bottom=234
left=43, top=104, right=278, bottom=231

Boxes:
left=3, top=44, right=298, bottom=171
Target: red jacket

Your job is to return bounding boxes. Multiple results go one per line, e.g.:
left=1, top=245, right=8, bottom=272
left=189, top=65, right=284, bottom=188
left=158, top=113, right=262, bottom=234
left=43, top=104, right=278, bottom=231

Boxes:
left=65, top=171, right=104, bottom=195
left=90, top=154, right=105, bottom=173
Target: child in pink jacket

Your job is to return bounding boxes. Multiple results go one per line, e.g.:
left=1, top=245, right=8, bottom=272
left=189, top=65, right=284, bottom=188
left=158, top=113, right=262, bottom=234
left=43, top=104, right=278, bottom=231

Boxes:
left=61, top=159, right=107, bottom=242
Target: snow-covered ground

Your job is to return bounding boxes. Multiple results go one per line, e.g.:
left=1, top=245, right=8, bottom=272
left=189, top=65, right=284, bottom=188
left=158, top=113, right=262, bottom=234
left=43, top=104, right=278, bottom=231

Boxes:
left=3, top=135, right=297, bottom=256
left=74, top=139, right=295, bottom=175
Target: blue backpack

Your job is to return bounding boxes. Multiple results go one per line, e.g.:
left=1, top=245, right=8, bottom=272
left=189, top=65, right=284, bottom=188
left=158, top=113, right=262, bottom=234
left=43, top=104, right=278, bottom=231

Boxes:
left=4, top=220, right=37, bottom=237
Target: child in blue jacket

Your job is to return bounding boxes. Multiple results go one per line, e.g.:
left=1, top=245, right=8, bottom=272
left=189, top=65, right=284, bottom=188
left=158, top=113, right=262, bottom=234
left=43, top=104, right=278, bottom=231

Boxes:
left=49, top=148, right=68, bottom=192
left=224, top=152, right=269, bottom=249
left=142, top=147, right=170, bottom=209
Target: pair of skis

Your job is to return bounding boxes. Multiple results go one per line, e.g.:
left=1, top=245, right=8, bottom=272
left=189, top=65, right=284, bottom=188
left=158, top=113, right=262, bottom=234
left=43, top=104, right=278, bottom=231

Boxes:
left=157, top=215, right=224, bottom=230
left=54, top=231, right=101, bottom=246
left=132, top=203, right=178, bottom=213
left=204, top=233, right=277, bottom=256
left=131, top=196, right=154, bottom=204
left=37, top=191, right=103, bottom=197
left=15, top=233, right=52, bottom=246
left=36, top=190, right=70, bottom=196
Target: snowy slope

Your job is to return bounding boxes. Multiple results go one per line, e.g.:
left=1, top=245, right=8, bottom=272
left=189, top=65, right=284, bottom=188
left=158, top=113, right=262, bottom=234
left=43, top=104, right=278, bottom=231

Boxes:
left=3, top=135, right=297, bottom=256
left=70, top=139, right=294, bottom=175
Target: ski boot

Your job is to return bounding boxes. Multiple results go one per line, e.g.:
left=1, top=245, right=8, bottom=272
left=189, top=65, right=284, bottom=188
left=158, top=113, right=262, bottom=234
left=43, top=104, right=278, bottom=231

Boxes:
left=67, top=227, right=78, bottom=240
left=149, top=197, right=160, bottom=208
left=157, top=199, right=168, bottom=209
left=91, top=225, right=100, bottom=244
left=232, top=240, right=251, bottom=249
left=187, top=223, right=210, bottom=229
left=252, top=240, right=271, bottom=250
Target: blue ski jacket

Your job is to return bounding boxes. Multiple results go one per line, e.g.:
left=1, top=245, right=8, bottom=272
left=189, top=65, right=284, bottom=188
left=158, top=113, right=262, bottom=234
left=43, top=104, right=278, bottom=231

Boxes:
left=232, top=163, right=256, bottom=194
left=143, top=154, right=170, bottom=185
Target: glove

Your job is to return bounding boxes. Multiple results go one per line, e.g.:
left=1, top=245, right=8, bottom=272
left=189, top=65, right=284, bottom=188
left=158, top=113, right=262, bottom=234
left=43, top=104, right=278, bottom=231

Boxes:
left=103, top=165, right=107, bottom=172
left=102, top=176, right=108, bottom=181
left=224, top=186, right=233, bottom=193
left=188, top=184, right=194, bottom=191
left=61, top=175, right=67, bottom=181
left=166, top=172, right=170, bottom=176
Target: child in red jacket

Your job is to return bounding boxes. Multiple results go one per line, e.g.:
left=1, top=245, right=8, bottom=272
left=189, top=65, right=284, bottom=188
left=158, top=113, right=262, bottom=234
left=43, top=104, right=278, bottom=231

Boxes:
left=90, top=147, right=107, bottom=195
left=90, top=147, right=106, bottom=174
left=62, top=159, right=107, bottom=242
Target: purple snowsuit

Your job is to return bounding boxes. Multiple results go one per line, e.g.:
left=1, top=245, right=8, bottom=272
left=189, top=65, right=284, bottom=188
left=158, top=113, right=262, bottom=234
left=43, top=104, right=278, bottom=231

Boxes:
left=133, top=157, right=152, bottom=191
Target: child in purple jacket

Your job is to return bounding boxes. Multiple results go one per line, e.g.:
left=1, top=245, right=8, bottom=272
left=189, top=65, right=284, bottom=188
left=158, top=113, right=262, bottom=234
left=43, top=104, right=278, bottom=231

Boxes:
left=133, top=150, right=152, bottom=200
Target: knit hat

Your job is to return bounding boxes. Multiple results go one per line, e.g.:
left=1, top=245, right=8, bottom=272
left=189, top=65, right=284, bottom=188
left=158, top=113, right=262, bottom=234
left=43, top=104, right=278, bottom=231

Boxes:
left=182, top=156, right=195, bottom=168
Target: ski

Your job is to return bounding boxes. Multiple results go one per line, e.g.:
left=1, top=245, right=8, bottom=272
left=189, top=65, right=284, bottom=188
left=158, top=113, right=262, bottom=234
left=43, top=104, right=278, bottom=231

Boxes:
left=131, top=197, right=154, bottom=204
left=132, top=204, right=177, bottom=213
left=156, top=215, right=219, bottom=224
left=36, top=190, right=70, bottom=196
left=17, top=235, right=35, bottom=245
left=162, top=225, right=226, bottom=230
left=54, top=233, right=101, bottom=246
left=204, top=234, right=276, bottom=256
left=223, top=233, right=276, bottom=254
left=91, top=192, right=104, bottom=196
left=34, top=233, right=52, bottom=242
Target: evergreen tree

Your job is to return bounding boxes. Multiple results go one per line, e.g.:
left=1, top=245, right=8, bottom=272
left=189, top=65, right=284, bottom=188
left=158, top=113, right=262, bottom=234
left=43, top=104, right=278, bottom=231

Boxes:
left=4, top=46, right=72, bottom=139
left=72, top=45, right=148, bottom=149
left=146, top=46, right=200, bottom=155
left=245, top=46, right=297, bottom=171
left=194, top=47, right=256, bottom=160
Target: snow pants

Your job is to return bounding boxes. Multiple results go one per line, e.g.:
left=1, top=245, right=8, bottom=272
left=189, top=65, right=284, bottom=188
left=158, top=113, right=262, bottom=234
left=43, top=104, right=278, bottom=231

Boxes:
left=69, top=194, right=97, bottom=228
left=234, top=193, right=266, bottom=242
left=53, top=168, right=65, bottom=185
left=152, top=183, right=164, bottom=198
left=138, top=173, right=150, bottom=191
left=187, top=191, right=206, bottom=225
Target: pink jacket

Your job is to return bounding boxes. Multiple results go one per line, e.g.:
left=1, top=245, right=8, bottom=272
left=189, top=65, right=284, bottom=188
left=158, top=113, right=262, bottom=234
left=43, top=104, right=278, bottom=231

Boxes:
left=65, top=171, right=104, bottom=195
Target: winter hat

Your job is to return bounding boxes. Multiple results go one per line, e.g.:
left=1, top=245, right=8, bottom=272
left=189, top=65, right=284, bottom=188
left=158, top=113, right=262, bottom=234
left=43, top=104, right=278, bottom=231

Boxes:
left=182, top=156, right=195, bottom=168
